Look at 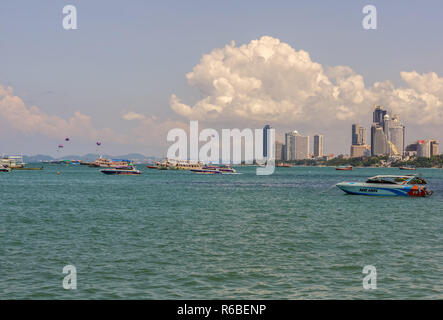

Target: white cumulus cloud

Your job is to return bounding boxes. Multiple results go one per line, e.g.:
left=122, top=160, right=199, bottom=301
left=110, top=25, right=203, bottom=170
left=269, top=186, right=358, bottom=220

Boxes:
left=170, top=36, right=443, bottom=127
left=0, top=84, right=127, bottom=143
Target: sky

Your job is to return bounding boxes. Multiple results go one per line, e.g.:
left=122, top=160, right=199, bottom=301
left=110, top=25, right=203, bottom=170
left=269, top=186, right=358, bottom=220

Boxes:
left=1, top=0, right=442, bottom=157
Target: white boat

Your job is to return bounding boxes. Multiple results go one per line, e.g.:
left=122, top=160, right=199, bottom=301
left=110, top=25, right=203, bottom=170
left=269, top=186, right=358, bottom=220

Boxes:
left=157, top=159, right=205, bottom=170
left=336, top=174, right=433, bottom=197
left=100, top=165, right=141, bottom=175
left=0, top=155, right=25, bottom=168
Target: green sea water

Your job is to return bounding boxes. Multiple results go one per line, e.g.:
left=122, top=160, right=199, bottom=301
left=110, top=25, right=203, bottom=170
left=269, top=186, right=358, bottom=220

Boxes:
left=1, top=165, right=442, bottom=299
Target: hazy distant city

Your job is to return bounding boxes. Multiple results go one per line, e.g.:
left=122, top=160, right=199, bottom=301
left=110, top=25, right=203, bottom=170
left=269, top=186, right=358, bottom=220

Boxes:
left=268, top=105, right=439, bottom=164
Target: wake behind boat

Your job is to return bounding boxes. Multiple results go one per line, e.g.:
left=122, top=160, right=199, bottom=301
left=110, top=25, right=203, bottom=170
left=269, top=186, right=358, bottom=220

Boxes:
left=336, top=174, right=433, bottom=197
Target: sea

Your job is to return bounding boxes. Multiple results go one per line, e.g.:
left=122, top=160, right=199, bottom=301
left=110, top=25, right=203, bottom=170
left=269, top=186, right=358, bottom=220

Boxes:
left=1, top=165, right=442, bottom=299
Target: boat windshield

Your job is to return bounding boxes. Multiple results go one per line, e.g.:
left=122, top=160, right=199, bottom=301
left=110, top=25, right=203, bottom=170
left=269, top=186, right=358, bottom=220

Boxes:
left=366, top=175, right=427, bottom=185
left=366, top=178, right=398, bottom=184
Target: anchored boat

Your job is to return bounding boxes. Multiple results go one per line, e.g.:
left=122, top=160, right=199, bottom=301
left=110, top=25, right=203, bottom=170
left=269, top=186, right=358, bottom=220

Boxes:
left=0, top=155, right=25, bottom=168
left=336, top=174, right=433, bottom=197
left=399, top=166, right=416, bottom=170
left=100, top=166, right=141, bottom=175
left=336, top=165, right=353, bottom=171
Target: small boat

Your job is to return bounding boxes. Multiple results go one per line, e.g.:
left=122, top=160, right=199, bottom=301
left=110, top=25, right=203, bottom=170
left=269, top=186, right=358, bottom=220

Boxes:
left=276, top=163, right=293, bottom=168
left=336, top=165, right=353, bottom=171
left=399, top=166, right=416, bottom=170
left=100, top=166, right=141, bottom=175
left=11, top=166, right=43, bottom=170
left=190, top=168, right=223, bottom=174
left=336, top=174, right=433, bottom=197
left=202, top=165, right=236, bottom=173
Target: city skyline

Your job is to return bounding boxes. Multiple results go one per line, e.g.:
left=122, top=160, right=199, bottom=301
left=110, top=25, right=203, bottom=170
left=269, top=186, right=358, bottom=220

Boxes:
left=1, top=1, right=443, bottom=157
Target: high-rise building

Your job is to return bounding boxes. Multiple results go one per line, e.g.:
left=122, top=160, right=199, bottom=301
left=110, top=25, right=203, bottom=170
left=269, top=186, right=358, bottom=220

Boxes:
left=284, top=130, right=309, bottom=160
left=284, top=131, right=297, bottom=161
left=388, top=115, right=404, bottom=156
left=370, top=106, right=405, bottom=156
left=417, top=140, right=431, bottom=158
left=352, top=124, right=360, bottom=145
left=313, top=134, right=323, bottom=158
left=358, top=127, right=366, bottom=145
left=295, top=135, right=309, bottom=159
left=430, top=140, right=439, bottom=157
left=373, top=105, right=387, bottom=126
left=275, top=141, right=284, bottom=161
left=263, top=125, right=272, bottom=158
left=371, top=124, right=388, bottom=156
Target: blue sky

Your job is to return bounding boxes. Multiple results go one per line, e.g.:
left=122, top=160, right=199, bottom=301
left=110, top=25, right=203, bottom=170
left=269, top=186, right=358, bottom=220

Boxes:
left=1, top=0, right=442, bottom=156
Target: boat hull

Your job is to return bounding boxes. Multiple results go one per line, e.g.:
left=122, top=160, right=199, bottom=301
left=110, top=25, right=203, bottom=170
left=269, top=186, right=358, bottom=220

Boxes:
left=190, top=169, right=223, bottom=174
left=100, top=169, right=141, bottom=175
left=336, top=182, right=431, bottom=197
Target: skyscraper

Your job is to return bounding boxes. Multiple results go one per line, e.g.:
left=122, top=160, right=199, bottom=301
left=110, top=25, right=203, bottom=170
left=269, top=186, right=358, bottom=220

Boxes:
left=284, top=131, right=297, bottom=161
left=295, top=134, right=309, bottom=159
left=352, top=124, right=360, bottom=145
left=388, top=115, right=404, bottom=156
left=263, top=124, right=272, bottom=158
left=275, top=141, right=284, bottom=161
left=430, top=140, right=439, bottom=156
left=370, top=105, right=404, bottom=157
left=284, top=130, right=309, bottom=160
left=371, top=124, right=388, bottom=156
left=313, top=134, right=323, bottom=158
left=351, top=124, right=369, bottom=157
left=373, top=105, right=387, bottom=126
left=417, top=140, right=431, bottom=158
left=358, top=127, right=366, bottom=145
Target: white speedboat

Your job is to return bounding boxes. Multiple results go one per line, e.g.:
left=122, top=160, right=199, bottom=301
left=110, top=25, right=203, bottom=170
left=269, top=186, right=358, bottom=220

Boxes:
left=336, top=174, right=433, bottom=197
left=100, top=165, right=141, bottom=175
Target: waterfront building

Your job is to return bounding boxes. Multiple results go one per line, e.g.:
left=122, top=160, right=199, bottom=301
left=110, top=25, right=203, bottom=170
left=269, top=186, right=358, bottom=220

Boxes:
left=417, top=140, right=431, bottom=158
left=370, top=106, right=405, bottom=156
left=275, top=141, right=284, bottom=161
left=313, top=134, right=323, bottom=158
left=352, top=124, right=360, bottom=145
left=295, top=134, right=309, bottom=160
left=284, top=130, right=309, bottom=160
left=371, top=124, right=388, bottom=156
left=358, top=127, right=366, bottom=145
left=386, top=115, right=404, bottom=156
left=352, top=124, right=366, bottom=146
left=430, top=140, right=439, bottom=156
left=263, top=124, right=272, bottom=158
left=284, top=131, right=297, bottom=161
left=350, top=144, right=370, bottom=158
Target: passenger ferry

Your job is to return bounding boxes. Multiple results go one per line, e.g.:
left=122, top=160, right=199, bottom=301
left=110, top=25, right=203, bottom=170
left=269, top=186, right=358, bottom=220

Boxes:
left=336, top=174, right=433, bottom=197
left=157, top=159, right=205, bottom=170
left=0, top=155, right=25, bottom=168
left=90, top=156, right=132, bottom=168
